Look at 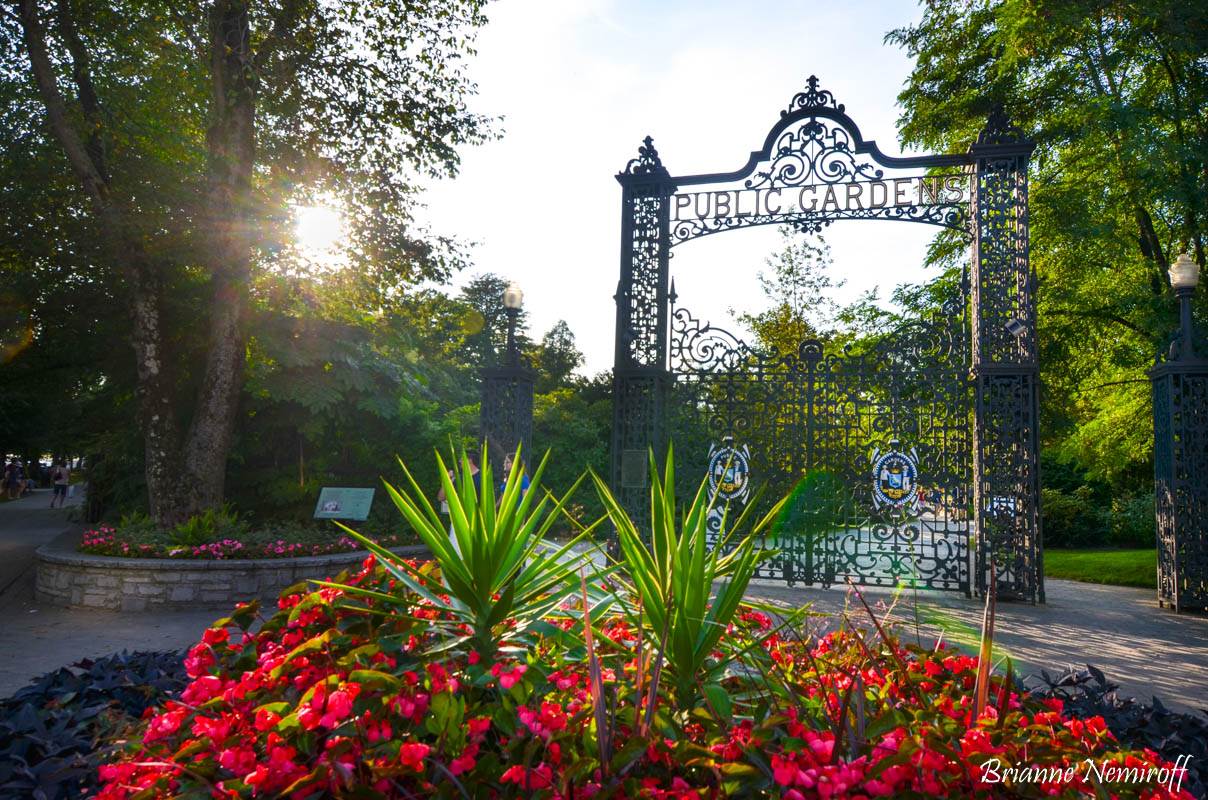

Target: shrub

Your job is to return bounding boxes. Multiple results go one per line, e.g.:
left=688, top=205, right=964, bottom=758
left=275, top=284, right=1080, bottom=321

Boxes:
left=169, top=507, right=249, bottom=547
left=1108, top=495, right=1157, bottom=549
left=115, top=511, right=155, bottom=537
left=0, top=651, right=188, bottom=800
left=333, top=445, right=600, bottom=663
left=1041, top=486, right=1109, bottom=548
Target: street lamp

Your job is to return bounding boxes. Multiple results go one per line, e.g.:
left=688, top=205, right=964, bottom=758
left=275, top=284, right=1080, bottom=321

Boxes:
left=480, top=280, right=533, bottom=473
left=503, top=281, right=523, bottom=366
left=1169, top=252, right=1199, bottom=359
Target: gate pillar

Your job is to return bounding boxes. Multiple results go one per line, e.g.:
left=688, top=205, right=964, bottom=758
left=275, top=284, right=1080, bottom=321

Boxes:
left=1151, top=256, right=1208, bottom=613
left=969, top=108, right=1044, bottom=602
left=480, top=366, right=535, bottom=474
left=612, top=138, right=675, bottom=528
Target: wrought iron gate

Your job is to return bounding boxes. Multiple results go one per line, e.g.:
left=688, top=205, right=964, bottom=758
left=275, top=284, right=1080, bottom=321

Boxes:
left=612, top=77, right=1043, bottom=600
left=666, top=292, right=973, bottom=594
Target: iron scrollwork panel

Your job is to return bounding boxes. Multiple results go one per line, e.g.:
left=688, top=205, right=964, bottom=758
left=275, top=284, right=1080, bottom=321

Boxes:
left=1152, top=366, right=1208, bottom=612
left=667, top=298, right=973, bottom=594
left=969, top=110, right=1042, bottom=603
left=480, top=368, right=535, bottom=470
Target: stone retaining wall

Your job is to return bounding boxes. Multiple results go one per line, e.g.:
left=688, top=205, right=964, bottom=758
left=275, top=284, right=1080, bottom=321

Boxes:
left=35, top=540, right=428, bottom=612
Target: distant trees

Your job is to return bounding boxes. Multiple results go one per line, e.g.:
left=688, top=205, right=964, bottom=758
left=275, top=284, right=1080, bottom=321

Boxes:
left=457, top=274, right=531, bottom=368
left=535, top=321, right=584, bottom=394
left=735, top=229, right=843, bottom=354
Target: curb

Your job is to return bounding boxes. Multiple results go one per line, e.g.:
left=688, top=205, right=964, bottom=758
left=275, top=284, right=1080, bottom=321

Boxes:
left=35, top=533, right=429, bottom=611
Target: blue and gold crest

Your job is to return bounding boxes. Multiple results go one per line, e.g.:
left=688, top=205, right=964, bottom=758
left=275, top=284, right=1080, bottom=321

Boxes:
left=870, top=442, right=920, bottom=511
left=707, top=437, right=751, bottom=504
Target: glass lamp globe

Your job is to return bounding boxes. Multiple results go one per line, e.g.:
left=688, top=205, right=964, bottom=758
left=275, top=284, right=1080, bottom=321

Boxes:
left=1170, top=252, right=1200, bottom=290
left=503, top=282, right=524, bottom=310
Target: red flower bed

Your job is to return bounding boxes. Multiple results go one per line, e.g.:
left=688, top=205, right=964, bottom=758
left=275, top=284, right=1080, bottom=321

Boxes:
left=79, top=528, right=404, bottom=559
left=94, top=556, right=1194, bottom=799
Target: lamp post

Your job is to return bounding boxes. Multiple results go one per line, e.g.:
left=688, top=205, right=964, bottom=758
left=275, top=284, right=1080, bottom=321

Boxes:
left=1169, top=252, right=1199, bottom=359
left=480, top=281, right=534, bottom=473
left=503, top=282, right=523, bottom=366
left=1151, top=251, right=1207, bottom=613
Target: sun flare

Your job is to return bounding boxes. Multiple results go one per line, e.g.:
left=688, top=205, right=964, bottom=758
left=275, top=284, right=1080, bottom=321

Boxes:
left=293, top=204, right=347, bottom=269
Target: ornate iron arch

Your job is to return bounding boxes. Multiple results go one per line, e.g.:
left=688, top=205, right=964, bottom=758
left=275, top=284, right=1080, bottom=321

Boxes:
left=612, top=76, right=1042, bottom=602
left=667, top=75, right=974, bottom=244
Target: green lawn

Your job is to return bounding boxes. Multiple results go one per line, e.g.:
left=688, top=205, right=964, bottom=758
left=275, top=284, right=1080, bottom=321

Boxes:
left=1043, top=548, right=1157, bottom=589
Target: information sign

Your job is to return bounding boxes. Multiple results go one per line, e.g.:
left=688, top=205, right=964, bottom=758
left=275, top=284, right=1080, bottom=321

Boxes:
left=313, top=487, right=375, bottom=521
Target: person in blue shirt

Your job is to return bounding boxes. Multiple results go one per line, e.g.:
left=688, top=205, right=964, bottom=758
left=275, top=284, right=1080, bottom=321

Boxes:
left=499, top=451, right=530, bottom=505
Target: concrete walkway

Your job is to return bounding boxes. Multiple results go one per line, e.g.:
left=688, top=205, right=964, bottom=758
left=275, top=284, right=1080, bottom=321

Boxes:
left=0, top=491, right=220, bottom=697
left=2, top=498, right=1206, bottom=718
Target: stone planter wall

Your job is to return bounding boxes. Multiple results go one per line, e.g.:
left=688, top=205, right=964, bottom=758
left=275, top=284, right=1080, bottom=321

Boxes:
left=35, top=539, right=427, bottom=612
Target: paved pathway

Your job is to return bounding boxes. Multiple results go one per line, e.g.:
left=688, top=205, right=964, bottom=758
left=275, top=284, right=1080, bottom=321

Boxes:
left=2, top=501, right=1206, bottom=718
left=0, top=491, right=220, bottom=697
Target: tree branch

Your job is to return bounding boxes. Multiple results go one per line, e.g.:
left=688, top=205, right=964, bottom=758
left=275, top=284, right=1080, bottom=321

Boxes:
left=53, top=0, right=106, bottom=180
left=17, top=0, right=108, bottom=208
left=1045, top=307, right=1145, bottom=335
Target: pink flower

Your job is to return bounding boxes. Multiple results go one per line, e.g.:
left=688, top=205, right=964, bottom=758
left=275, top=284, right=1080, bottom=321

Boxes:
left=449, top=744, right=478, bottom=775
left=491, top=662, right=527, bottom=689
left=254, top=708, right=281, bottom=731
left=501, top=763, right=553, bottom=789
left=398, top=742, right=430, bottom=771
left=143, top=704, right=186, bottom=743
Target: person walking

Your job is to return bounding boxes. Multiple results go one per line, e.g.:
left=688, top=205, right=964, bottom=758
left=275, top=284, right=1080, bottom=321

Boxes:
left=50, top=461, right=71, bottom=508
left=4, top=460, right=21, bottom=500
left=498, top=451, right=530, bottom=507
left=436, top=449, right=480, bottom=556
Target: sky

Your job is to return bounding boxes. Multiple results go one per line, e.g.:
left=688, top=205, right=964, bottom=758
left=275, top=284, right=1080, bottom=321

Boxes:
left=416, top=0, right=942, bottom=375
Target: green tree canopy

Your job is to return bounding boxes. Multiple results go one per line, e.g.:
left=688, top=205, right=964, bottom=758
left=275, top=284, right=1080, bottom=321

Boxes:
left=1, top=0, right=493, bottom=525
left=887, top=0, right=1208, bottom=490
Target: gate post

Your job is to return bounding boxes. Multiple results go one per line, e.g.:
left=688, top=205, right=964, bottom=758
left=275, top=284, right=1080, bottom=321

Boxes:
left=1151, top=254, right=1208, bottom=612
left=969, top=108, right=1044, bottom=602
left=612, top=137, right=675, bottom=528
left=480, top=366, right=534, bottom=474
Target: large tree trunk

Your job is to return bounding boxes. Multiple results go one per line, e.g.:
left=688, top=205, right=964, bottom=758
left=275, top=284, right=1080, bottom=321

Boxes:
left=177, top=0, right=257, bottom=520
left=117, top=226, right=189, bottom=526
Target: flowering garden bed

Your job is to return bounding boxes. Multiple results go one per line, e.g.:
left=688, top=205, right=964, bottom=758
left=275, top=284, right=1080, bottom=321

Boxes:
left=78, top=527, right=412, bottom=560
left=86, top=451, right=1197, bottom=799
left=89, top=556, right=1197, bottom=799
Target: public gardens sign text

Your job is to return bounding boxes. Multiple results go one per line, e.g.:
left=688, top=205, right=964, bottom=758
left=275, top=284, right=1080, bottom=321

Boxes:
left=671, top=173, right=969, bottom=222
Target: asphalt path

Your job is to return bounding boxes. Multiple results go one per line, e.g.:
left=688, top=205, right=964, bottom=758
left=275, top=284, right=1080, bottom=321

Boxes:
left=0, top=491, right=221, bottom=698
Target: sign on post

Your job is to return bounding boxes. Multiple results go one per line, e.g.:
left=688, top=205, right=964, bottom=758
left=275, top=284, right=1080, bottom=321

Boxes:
left=313, top=488, right=375, bottom=521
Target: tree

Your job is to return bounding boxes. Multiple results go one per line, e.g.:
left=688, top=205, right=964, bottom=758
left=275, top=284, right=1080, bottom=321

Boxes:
left=735, top=228, right=844, bottom=354
left=887, top=0, right=1208, bottom=490
left=458, top=273, right=531, bottom=367
left=534, top=320, right=583, bottom=393
left=4, top=0, right=492, bottom=525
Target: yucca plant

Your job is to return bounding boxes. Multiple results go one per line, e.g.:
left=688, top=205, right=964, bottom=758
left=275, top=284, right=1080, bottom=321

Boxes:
left=591, top=446, right=789, bottom=709
left=322, top=445, right=607, bottom=662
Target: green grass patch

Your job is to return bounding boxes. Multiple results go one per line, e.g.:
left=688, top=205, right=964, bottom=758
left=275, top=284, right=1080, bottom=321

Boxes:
left=1044, top=548, right=1156, bottom=589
